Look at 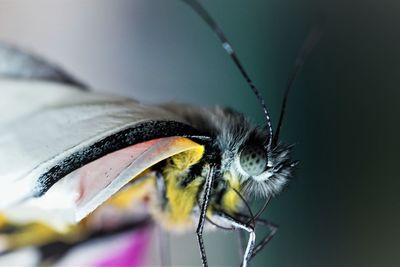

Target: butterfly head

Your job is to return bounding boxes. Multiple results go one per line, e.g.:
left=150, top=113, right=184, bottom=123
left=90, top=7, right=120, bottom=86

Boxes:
left=223, top=126, right=297, bottom=198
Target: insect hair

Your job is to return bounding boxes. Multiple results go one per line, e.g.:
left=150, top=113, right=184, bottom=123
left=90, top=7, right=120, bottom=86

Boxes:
left=159, top=103, right=266, bottom=181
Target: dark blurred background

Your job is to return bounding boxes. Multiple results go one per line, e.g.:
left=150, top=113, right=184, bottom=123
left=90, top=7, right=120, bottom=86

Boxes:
left=0, top=0, right=399, bottom=266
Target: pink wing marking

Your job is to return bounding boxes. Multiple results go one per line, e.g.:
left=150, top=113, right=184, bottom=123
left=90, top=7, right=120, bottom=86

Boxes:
left=71, top=136, right=202, bottom=221
left=76, top=139, right=160, bottom=204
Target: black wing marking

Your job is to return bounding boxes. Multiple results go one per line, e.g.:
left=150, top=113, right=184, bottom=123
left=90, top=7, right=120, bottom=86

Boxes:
left=34, top=120, right=207, bottom=196
left=0, top=43, right=87, bottom=89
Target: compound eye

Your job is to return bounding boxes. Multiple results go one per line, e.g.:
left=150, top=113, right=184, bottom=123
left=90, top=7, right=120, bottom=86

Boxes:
left=239, top=145, right=267, bottom=176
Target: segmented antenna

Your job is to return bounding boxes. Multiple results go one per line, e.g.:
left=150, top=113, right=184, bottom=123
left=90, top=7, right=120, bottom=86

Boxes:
left=253, top=28, right=322, bottom=222
left=272, top=27, right=322, bottom=146
left=182, top=0, right=274, bottom=151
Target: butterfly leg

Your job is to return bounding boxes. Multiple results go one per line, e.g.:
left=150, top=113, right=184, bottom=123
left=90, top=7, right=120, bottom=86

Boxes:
left=250, top=218, right=278, bottom=261
left=213, top=212, right=255, bottom=267
left=236, top=214, right=278, bottom=262
left=196, top=164, right=216, bottom=267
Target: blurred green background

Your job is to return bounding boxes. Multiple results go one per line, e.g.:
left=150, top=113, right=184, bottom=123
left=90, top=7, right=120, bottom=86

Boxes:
left=0, top=0, right=399, bottom=266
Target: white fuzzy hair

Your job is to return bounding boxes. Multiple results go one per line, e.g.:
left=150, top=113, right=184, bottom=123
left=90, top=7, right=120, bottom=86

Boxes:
left=160, top=103, right=296, bottom=198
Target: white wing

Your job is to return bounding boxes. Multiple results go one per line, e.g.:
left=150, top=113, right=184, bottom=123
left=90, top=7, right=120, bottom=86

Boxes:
left=0, top=79, right=205, bottom=229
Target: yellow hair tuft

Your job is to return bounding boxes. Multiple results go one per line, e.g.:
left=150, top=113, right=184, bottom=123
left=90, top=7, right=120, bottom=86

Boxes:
left=161, top=143, right=205, bottom=229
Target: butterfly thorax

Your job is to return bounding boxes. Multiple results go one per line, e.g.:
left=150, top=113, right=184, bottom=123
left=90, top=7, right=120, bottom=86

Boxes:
left=150, top=145, right=243, bottom=232
left=146, top=104, right=296, bottom=231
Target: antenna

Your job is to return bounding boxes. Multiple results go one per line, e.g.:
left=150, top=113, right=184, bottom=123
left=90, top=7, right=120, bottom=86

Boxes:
left=182, top=0, right=274, bottom=151
left=253, top=28, right=322, bottom=221
left=272, top=27, right=322, bottom=146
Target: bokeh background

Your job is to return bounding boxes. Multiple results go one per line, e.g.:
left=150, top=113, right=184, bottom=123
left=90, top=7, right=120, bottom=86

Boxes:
left=0, top=0, right=399, bottom=266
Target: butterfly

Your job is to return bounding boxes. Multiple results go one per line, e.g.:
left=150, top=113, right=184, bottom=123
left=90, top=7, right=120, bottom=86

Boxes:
left=0, top=0, right=320, bottom=266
